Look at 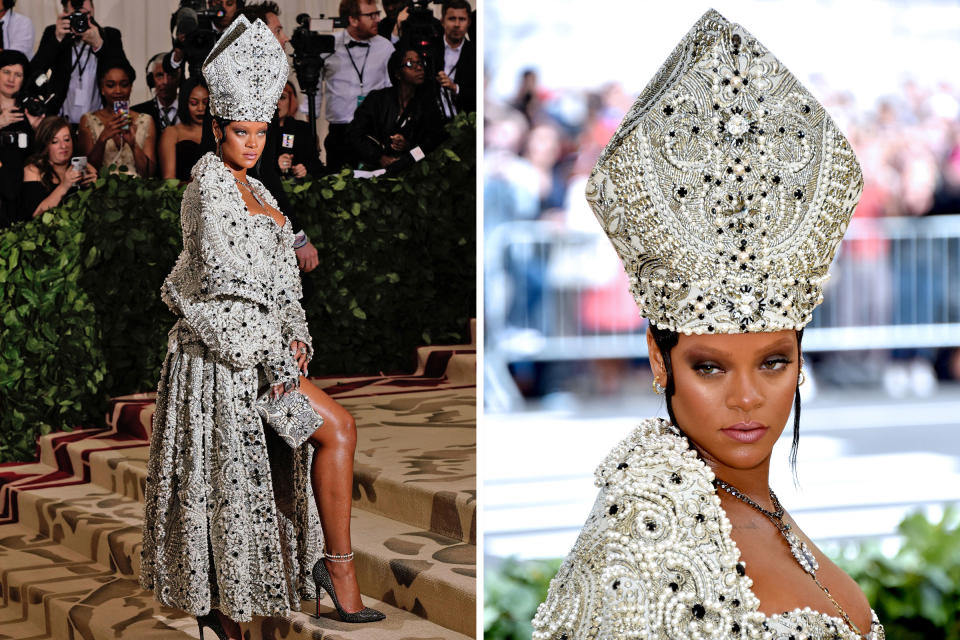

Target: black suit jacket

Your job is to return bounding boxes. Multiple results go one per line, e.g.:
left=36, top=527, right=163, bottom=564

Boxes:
left=30, top=21, right=129, bottom=117
left=132, top=97, right=177, bottom=136
left=449, top=39, right=476, bottom=114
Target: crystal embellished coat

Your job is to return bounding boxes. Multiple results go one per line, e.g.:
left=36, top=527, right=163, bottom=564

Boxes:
left=532, top=419, right=885, bottom=640
left=139, top=152, right=322, bottom=622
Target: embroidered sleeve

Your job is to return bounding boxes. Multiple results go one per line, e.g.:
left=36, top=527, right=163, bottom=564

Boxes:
left=161, top=155, right=300, bottom=388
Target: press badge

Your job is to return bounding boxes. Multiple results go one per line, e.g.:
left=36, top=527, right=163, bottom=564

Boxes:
left=281, top=134, right=295, bottom=149
left=357, top=94, right=367, bottom=106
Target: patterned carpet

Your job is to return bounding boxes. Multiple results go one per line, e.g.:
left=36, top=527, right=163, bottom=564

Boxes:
left=0, top=323, right=476, bottom=639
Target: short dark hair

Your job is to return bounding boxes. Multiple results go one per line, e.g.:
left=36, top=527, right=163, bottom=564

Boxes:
left=177, top=76, right=208, bottom=126
left=441, top=0, right=470, bottom=18
left=240, top=1, right=280, bottom=23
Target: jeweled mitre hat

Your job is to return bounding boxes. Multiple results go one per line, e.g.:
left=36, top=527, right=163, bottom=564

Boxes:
left=587, top=9, right=863, bottom=334
left=202, top=15, right=288, bottom=122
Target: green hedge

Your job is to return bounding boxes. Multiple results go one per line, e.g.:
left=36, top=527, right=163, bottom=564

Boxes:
left=484, top=506, right=960, bottom=640
left=0, top=113, right=475, bottom=464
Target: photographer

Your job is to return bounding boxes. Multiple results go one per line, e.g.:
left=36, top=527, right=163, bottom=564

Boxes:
left=29, top=0, right=129, bottom=124
left=346, top=46, right=444, bottom=171
left=436, top=0, right=474, bottom=116
left=20, top=116, right=96, bottom=220
left=168, top=0, right=243, bottom=76
left=0, top=50, right=41, bottom=227
left=0, top=1, right=35, bottom=56
left=315, top=0, right=394, bottom=172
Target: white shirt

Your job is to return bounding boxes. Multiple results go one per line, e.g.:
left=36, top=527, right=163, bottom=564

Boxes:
left=443, top=38, right=463, bottom=82
left=0, top=10, right=36, bottom=56
left=61, top=42, right=100, bottom=125
left=156, top=97, right=178, bottom=128
left=440, top=38, right=464, bottom=117
left=302, top=30, right=393, bottom=125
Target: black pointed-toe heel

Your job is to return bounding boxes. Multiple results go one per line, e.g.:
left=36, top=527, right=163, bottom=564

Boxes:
left=312, top=554, right=386, bottom=623
left=196, top=611, right=229, bottom=640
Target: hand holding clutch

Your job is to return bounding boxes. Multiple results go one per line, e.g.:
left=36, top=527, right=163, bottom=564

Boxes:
left=256, top=389, right=323, bottom=448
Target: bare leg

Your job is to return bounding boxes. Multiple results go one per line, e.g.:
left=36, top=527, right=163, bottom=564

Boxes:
left=299, top=376, right=366, bottom=612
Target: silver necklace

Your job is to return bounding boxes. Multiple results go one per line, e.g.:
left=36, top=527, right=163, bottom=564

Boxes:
left=713, top=478, right=864, bottom=637
left=234, top=177, right=264, bottom=208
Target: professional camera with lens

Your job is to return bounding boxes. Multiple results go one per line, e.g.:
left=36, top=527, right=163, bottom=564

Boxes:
left=17, top=70, right=55, bottom=118
left=171, top=0, right=228, bottom=77
left=289, top=14, right=341, bottom=152
left=68, top=0, right=90, bottom=34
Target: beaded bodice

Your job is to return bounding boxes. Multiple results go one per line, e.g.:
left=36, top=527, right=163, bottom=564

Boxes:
left=531, top=418, right=884, bottom=640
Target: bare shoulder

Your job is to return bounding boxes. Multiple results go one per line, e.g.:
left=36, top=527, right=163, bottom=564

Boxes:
left=23, top=163, right=41, bottom=181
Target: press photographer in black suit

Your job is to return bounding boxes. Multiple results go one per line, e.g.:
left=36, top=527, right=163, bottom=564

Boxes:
left=29, top=0, right=129, bottom=124
left=435, top=0, right=475, bottom=117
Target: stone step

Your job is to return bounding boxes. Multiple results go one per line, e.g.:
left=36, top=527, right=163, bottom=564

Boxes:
left=0, top=524, right=472, bottom=640
left=7, top=482, right=474, bottom=635
left=74, top=391, right=477, bottom=543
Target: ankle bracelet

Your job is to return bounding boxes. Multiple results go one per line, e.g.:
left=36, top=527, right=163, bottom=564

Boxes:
left=324, top=551, right=354, bottom=563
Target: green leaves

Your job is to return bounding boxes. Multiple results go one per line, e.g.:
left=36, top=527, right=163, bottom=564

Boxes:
left=1, top=112, right=475, bottom=464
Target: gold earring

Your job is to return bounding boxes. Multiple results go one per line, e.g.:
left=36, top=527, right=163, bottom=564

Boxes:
left=652, top=379, right=665, bottom=395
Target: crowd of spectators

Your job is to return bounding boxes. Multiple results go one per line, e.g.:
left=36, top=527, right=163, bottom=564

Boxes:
left=0, top=0, right=477, bottom=250
left=486, top=69, right=960, bottom=395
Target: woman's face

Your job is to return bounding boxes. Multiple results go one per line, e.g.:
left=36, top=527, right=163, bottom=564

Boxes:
left=0, top=64, right=24, bottom=99
left=648, top=329, right=799, bottom=472
left=47, top=126, right=73, bottom=165
left=277, top=85, right=295, bottom=120
left=214, top=119, right=268, bottom=171
left=100, top=68, right=132, bottom=109
left=399, top=51, right=425, bottom=86
left=187, top=85, right=209, bottom=126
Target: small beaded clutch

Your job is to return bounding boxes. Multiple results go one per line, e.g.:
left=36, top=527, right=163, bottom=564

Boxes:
left=256, top=389, right=323, bottom=448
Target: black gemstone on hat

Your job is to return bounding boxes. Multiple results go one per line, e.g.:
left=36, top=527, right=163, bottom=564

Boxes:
left=664, top=105, right=674, bottom=115
left=802, top=104, right=811, bottom=113
left=736, top=563, right=745, bottom=576
left=692, top=604, right=706, bottom=619
left=692, top=126, right=700, bottom=133
left=669, top=581, right=679, bottom=592
left=612, top=579, right=620, bottom=590
left=794, top=189, right=803, bottom=199
left=677, top=187, right=687, bottom=197
left=617, top=462, right=628, bottom=469
left=773, top=176, right=781, bottom=184
left=609, top=504, right=618, bottom=515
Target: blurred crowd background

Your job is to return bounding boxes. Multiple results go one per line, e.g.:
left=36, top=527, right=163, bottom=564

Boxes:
left=484, top=0, right=960, bottom=405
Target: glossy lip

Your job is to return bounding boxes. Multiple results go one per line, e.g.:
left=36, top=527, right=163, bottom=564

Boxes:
left=720, top=421, right=769, bottom=444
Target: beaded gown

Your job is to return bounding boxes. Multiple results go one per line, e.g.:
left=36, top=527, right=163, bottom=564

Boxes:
left=532, top=419, right=885, bottom=640
left=139, top=152, right=322, bottom=622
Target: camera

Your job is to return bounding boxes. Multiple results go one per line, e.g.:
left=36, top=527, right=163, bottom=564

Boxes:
left=68, top=0, right=90, bottom=34
left=289, top=13, right=340, bottom=155
left=17, top=69, right=55, bottom=118
left=172, top=0, right=228, bottom=77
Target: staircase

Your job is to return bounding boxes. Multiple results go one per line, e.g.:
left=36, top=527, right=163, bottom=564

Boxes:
left=0, top=323, right=476, bottom=640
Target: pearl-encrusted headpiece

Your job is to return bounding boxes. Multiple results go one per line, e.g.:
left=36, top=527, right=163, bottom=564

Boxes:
left=202, top=15, right=289, bottom=122
left=587, top=9, right=863, bottom=334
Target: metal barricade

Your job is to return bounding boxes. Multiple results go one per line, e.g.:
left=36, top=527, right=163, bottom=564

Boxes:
left=485, top=215, right=960, bottom=409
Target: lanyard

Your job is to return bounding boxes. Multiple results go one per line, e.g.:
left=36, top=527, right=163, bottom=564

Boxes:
left=345, top=38, right=371, bottom=90
left=70, top=42, right=93, bottom=80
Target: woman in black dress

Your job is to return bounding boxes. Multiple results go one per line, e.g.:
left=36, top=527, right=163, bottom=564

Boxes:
left=158, top=76, right=209, bottom=181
